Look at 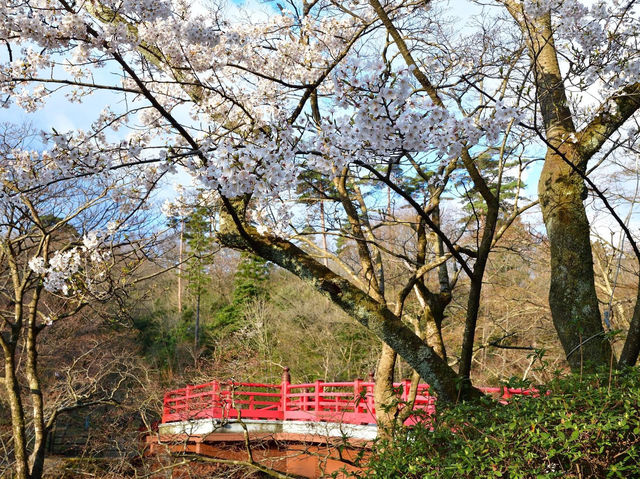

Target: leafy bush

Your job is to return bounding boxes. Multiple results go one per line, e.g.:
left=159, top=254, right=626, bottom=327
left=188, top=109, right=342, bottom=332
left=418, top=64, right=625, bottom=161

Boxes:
left=365, top=368, right=640, bottom=478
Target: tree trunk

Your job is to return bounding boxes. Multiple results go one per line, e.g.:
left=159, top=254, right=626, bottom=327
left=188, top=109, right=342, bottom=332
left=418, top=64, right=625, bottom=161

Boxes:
left=25, top=287, right=47, bottom=479
left=423, top=306, right=447, bottom=362
left=458, top=270, right=486, bottom=382
left=538, top=177, right=614, bottom=370
left=4, top=348, right=29, bottom=479
left=319, top=200, right=329, bottom=268
left=195, top=291, right=200, bottom=361
left=374, top=344, right=398, bottom=439
left=413, top=286, right=448, bottom=363
left=618, top=271, right=640, bottom=366
left=539, top=147, right=612, bottom=371
left=26, top=352, right=46, bottom=479
left=459, top=200, right=500, bottom=383
left=178, top=219, right=184, bottom=312
left=375, top=300, right=448, bottom=439
left=503, top=6, right=613, bottom=372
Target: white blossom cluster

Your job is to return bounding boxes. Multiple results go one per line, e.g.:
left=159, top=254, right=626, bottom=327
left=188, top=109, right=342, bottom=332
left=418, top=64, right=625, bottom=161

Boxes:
left=102, top=0, right=173, bottom=22
left=28, top=232, right=112, bottom=295
left=0, top=128, right=171, bottom=216
left=251, top=198, right=296, bottom=237
left=1, top=0, right=638, bottom=240
left=524, top=0, right=640, bottom=91
left=309, top=62, right=521, bottom=173
left=195, top=125, right=298, bottom=199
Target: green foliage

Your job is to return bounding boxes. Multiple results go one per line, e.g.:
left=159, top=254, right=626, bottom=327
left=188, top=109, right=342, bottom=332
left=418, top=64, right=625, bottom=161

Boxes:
left=456, top=152, right=524, bottom=218
left=213, top=253, right=269, bottom=336
left=365, top=369, right=640, bottom=478
left=132, top=307, right=192, bottom=370
left=296, top=170, right=336, bottom=204
left=183, top=205, right=215, bottom=299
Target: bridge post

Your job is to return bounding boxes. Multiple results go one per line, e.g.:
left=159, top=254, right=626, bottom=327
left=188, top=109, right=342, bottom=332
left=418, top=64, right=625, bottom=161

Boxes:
left=366, top=372, right=375, bottom=417
left=162, top=391, right=171, bottom=423
left=185, top=385, right=192, bottom=421
left=315, top=380, right=323, bottom=413
left=211, top=380, right=220, bottom=417
left=281, top=367, right=290, bottom=418
left=501, top=386, right=512, bottom=401
left=402, top=379, right=411, bottom=404
left=353, top=378, right=362, bottom=413
left=302, top=385, right=308, bottom=412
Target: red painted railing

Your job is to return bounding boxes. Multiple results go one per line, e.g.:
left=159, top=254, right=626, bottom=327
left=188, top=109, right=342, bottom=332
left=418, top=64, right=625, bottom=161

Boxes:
left=162, top=369, right=536, bottom=426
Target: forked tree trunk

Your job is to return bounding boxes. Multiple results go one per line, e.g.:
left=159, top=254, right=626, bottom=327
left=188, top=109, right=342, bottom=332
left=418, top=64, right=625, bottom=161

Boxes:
left=503, top=5, right=613, bottom=371
left=374, top=300, right=449, bottom=438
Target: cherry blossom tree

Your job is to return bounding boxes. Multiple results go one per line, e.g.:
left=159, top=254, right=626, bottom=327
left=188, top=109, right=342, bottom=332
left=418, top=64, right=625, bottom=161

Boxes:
left=2, top=0, right=640, bottom=441
left=0, top=122, right=160, bottom=479
left=501, top=0, right=640, bottom=370
left=2, top=0, right=512, bottom=404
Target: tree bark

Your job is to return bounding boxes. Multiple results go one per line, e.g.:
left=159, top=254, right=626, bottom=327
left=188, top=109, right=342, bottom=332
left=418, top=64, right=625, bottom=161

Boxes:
left=458, top=243, right=495, bottom=380
left=504, top=5, right=613, bottom=371
left=539, top=146, right=612, bottom=370
left=3, top=347, right=29, bottom=479
left=413, top=285, right=448, bottom=363
left=618, top=277, right=640, bottom=367
left=422, top=305, right=447, bottom=362
left=373, top=344, right=398, bottom=438
left=178, top=219, right=184, bottom=312
left=458, top=152, right=501, bottom=382
left=26, top=290, right=47, bottom=479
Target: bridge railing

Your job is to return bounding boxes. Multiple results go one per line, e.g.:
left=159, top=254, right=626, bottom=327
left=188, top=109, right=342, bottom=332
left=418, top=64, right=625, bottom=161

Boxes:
left=284, top=380, right=376, bottom=424
left=162, top=369, right=538, bottom=425
left=163, top=380, right=283, bottom=423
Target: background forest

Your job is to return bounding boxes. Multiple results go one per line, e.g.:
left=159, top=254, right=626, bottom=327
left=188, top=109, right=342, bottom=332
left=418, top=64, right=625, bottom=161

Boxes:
left=2, top=206, right=635, bottom=476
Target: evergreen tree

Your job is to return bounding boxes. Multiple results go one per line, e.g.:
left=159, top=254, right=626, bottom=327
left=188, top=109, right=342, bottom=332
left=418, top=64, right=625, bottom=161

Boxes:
left=183, top=205, right=216, bottom=355
left=455, top=152, right=524, bottom=219
left=213, top=253, right=270, bottom=335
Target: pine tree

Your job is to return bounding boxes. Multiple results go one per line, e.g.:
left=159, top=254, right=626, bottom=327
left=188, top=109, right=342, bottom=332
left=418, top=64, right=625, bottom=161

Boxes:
left=183, top=205, right=216, bottom=355
left=213, top=253, right=270, bottom=335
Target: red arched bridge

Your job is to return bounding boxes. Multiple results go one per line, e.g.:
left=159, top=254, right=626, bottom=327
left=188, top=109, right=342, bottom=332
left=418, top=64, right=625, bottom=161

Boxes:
left=149, top=369, right=538, bottom=478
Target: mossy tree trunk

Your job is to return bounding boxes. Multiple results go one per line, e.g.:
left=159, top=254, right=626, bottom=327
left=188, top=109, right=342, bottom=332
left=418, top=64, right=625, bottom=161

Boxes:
left=505, top=3, right=640, bottom=371
left=217, top=197, right=483, bottom=403
left=4, top=345, right=29, bottom=479
left=619, top=281, right=640, bottom=367
left=539, top=145, right=612, bottom=370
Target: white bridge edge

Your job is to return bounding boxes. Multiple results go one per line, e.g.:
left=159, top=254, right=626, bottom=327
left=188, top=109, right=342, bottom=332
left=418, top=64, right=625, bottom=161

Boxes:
left=159, top=418, right=379, bottom=441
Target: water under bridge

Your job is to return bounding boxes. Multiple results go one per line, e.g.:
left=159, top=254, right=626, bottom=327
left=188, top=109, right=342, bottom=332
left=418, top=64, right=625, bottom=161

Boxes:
left=147, top=368, right=536, bottom=478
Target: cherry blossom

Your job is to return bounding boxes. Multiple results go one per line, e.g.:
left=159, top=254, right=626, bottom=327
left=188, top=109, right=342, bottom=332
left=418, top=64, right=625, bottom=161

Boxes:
left=0, top=0, right=637, bottom=236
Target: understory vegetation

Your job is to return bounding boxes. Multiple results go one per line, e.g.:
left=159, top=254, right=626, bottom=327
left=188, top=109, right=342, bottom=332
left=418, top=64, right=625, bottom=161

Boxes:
left=366, top=369, right=640, bottom=478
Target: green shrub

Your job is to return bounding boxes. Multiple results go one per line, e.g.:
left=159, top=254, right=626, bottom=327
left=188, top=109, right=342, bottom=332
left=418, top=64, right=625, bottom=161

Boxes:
left=365, top=368, right=640, bottom=478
